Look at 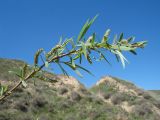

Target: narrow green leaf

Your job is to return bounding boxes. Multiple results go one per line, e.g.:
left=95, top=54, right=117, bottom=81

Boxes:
left=115, top=54, right=120, bottom=62
left=73, top=53, right=80, bottom=61
left=115, top=50, right=128, bottom=68
left=79, top=54, right=82, bottom=64
left=132, top=41, right=147, bottom=48
left=63, top=62, right=93, bottom=76
left=75, top=64, right=94, bottom=76
left=119, top=46, right=136, bottom=51
left=63, top=61, right=83, bottom=77
left=111, top=45, right=136, bottom=51
left=8, top=69, right=22, bottom=78
left=87, top=55, right=92, bottom=64
left=46, top=46, right=59, bottom=59
left=63, top=62, right=76, bottom=70
left=130, top=50, right=137, bottom=55
left=58, top=36, right=63, bottom=45
left=100, top=53, right=111, bottom=65
left=102, top=29, right=110, bottom=43
left=57, top=63, right=69, bottom=77
left=0, top=85, right=7, bottom=96
left=34, top=48, right=44, bottom=66
left=77, top=19, right=89, bottom=42
left=62, top=38, right=72, bottom=48
left=70, top=39, right=76, bottom=50
left=77, top=15, right=98, bottom=42
left=91, top=33, right=96, bottom=45
left=119, top=33, right=123, bottom=42
left=127, top=37, right=134, bottom=43
left=22, top=64, right=27, bottom=78
left=88, top=14, right=99, bottom=26
left=81, top=42, right=87, bottom=59
left=71, top=58, right=76, bottom=68
left=113, top=35, right=117, bottom=44
left=3, top=86, right=8, bottom=93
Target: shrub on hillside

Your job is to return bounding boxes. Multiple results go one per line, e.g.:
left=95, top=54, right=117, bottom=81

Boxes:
left=58, top=87, right=68, bottom=95
left=32, top=96, right=48, bottom=108
left=70, top=91, right=81, bottom=101
left=142, top=92, right=152, bottom=100
left=101, top=91, right=113, bottom=99
left=154, top=101, right=160, bottom=109
left=135, top=89, right=145, bottom=96
left=14, top=100, right=29, bottom=112
left=111, top=93, right=126, bottom=104
left=133, top=103, right=152, bottom=116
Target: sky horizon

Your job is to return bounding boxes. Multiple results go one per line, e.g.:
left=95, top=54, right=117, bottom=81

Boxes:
left=0, top=0, right=160, bottom=90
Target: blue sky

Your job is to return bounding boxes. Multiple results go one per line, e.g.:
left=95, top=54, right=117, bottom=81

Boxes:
left=0, top=0, right=160, bottom=90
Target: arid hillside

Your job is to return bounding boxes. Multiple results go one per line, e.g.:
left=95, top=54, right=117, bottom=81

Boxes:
left=0, top=58, right=160, bottom=120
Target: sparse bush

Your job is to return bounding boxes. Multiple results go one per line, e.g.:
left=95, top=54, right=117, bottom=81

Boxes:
left=88, top=110, right=101, bottom=119
left=129, top=98, right=146, bottom=106
left=79, top=87, right=91, bottom=95
left=133, top=103, right=152, bottom=116
left=32, top=97, right=48, bottom=108
left=111, top=93, right=126, bottom=104
left=102, top=91, right=113, bottom=99
left=93, top=96, right=103, bottom=105
left=135, top=89, right=145, bottom=96
left=38, top=115, right=49, bottom=120
left=59, top=87, right=68, bottom=95
left=65, top=115, right=76, bottom=120
left=70, top=91, right=81, bottom=101
left=82, top=95, right=93, bottom=102
left=16, top=114, right=34, bottom=120
left=154, top=101, right=160, bottom=109
left=15, top=102, right=28, bottom=112
left=0, top=112, right=12, bottom=120
left=57, top=99, right=73, bottom=109
left=0, top=110, right=34, bottom=120
left=143, top=92, right=152, bottom=100
left=0, top=100, right=11, bottom=110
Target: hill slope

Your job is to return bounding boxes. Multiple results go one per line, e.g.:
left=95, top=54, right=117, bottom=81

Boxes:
left=0, top=58, right=160, bottom=120
left=148, top=90, right=160, bottom=101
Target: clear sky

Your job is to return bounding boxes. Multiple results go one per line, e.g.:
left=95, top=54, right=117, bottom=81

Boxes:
left=0, top=0, right=160, bottom=90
